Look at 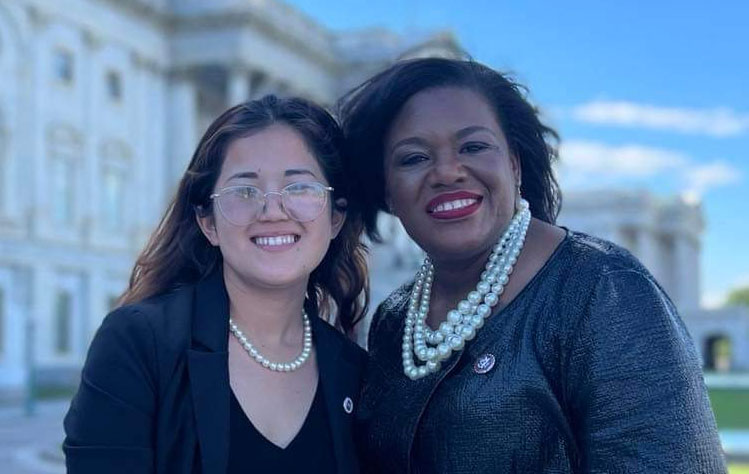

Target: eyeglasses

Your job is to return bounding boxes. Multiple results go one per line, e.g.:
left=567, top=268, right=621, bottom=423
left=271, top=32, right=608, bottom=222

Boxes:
left=209, top=182, right=334, bottom=226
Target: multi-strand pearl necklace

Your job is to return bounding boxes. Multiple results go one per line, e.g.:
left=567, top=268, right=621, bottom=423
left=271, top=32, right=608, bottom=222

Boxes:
left=229, top=311, right=312, bottom=372
left=402, top=198, right=531, bottom=380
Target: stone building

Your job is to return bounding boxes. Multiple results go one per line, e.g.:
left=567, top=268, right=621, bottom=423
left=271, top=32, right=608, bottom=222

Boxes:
left=0, top=0, right=462, bottom=399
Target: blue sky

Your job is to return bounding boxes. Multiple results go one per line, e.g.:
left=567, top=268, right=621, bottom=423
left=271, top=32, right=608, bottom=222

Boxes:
left=287, top=0, right=749, bottom=307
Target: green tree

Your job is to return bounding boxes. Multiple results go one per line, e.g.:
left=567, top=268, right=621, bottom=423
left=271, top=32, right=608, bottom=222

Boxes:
left=726, top=286, right=749, bottom=307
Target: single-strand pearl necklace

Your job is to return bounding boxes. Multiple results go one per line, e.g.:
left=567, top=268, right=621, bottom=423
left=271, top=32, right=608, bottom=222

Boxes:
left=402, top=198, right=531, bottom=380
left=229, top=311, right=312, bottom=372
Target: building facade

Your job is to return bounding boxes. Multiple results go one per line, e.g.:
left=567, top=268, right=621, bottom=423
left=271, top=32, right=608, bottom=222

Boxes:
left=1, top=0, right=745, bottom=401
left=0, top=0, right=462, bottom=399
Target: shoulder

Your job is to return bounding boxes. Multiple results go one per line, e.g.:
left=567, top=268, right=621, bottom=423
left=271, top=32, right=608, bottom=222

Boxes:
left=562, top=231, right=670, bottom=307
left=562, top=230, right=651, bottom=277
left=111, top=285, right=196, bottom=346
left=560, top=233, right=689, bottom=355
left=367, top=281, right=413, bottom=348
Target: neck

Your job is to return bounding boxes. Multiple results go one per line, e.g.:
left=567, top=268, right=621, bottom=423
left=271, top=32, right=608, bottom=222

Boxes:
left=222, top=267, right=308, bottom=345
left=426, top=243, right=494, bottom=327
left=431, top=247, right=491, bottom=300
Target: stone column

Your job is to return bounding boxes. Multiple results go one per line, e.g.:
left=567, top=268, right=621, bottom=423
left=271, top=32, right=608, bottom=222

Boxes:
left=674, top=234, right=700, bottom=311
left=167, top=71, right=198, bottom=184
left=637, top=227, right=661, bottom=283
left=131, top=53, right=166, bottom=248
left=82, top=29, right=102, bottom=245
left=228, top=66, right=250, bottom=107
left=251, top=72, right=280, bottom=99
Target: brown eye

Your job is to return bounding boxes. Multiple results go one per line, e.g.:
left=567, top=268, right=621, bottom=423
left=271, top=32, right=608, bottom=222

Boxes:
left=460, top=142, right=493, bottom=154
left=399, top=153, right=429, bottom=166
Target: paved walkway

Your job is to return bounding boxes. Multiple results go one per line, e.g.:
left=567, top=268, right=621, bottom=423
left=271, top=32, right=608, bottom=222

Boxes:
left=0, top=400, right=67, bottom=474
left=1, top=396, right=747, bottom=472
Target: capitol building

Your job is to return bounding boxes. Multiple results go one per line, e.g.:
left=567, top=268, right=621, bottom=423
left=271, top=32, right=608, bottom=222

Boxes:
left=0, top=0, right=746, bottom=400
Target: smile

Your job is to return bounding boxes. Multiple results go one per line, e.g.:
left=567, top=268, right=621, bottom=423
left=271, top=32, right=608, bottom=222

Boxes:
left=426, top=191, right=483, bottom=220
left=432, top=198, right=478, bottom=213
left=251, top=234, right=300, bottom=250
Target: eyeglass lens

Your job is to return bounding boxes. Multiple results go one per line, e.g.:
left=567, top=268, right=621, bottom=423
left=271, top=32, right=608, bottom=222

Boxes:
left=217, top=183, right=329, bottom=225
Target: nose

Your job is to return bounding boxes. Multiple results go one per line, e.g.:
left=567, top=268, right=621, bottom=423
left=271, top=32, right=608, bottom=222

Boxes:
left=429, top=151, right=466, bottom=187
left=257, top=191, right=289, bottom=221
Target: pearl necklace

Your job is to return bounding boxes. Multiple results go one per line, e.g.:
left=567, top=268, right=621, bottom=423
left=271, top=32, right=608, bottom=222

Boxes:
left=402, top=198, right=531, bottom=380
left=229, top=311, right=312, bottom=372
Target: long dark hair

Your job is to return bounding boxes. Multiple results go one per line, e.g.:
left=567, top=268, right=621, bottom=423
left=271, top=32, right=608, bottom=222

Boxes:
left=337, top=57, right=561, bottom=241
left=120, top=96, right=369, bottom=333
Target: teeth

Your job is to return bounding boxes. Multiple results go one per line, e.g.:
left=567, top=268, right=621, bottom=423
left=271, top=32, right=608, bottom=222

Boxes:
left=433, top=198, right=477, bottom=213
left=254, top=235, right=296, bottom=247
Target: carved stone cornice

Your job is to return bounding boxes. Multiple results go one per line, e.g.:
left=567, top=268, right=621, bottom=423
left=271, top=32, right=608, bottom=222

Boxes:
left=169, top=11, right=339, bottom=73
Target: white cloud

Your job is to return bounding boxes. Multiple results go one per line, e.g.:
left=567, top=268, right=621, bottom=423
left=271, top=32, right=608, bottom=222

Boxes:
left=559, top=141, right=687, bottom=177
left=682, top=162, right=742, bottom=200
left=571, top=100, right=749, bottom=137
left=702, top=290, right=727, bottom=310
left=557, top=140, right=742, bottom=198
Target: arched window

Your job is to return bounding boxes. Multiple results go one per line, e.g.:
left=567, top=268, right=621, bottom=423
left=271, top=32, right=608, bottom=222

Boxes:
left=47, top=125, right=82, bottom=226
left=53, top=48, right=74, bottom=85
left=54, top=290, right=72, bottom=354
left=0, top=124, right=6, bottom=215
left=0, top=286, right=5, bottom=357
left=100, top=141, right=131, bottom=233
left=704, top=334, right=732, bottom=372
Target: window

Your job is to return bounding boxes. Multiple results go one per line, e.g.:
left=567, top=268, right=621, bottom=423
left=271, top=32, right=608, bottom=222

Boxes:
left=54, top=290, right=72, bottom=354
left=0, top=288, right=5, bottom=356
left=103, top=165, right=125, bottom=231
left=0, top=127, right=6, bottom=214
left=106, top=71, right=122, bottom=101
left=53, top=49, right=74, bottom=84
left=51, top=155, right=75, bottom=224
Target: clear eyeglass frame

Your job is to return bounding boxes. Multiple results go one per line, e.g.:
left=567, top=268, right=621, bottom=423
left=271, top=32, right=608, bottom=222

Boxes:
left=209, top=181, right=334, bottom=226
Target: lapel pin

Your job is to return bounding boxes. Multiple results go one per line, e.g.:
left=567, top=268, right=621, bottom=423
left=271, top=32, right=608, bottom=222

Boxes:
left=343, top=396, right=354, bottom=414
left=473, top=353, right=496, bottom=374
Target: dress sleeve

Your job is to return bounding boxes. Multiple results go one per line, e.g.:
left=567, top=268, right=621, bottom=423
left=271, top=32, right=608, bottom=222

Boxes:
left=63, top=306, right=158, bottom=473
left=566, top=269, right=726, bottom=473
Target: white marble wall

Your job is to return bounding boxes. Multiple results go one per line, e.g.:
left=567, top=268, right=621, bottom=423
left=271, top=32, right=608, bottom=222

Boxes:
left=0, top=0, right=169, bottom=396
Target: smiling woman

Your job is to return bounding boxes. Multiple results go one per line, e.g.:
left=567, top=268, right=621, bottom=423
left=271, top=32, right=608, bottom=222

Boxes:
left=63, top=96, right=369, bottom=474
left=339, top=58, right=727, bottom=473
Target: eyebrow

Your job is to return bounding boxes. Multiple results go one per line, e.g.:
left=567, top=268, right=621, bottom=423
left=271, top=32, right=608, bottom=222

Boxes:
left=455, top=125, right=498, bottom=140
left=388, top=137, right=429, bottom=155
left=284, top=168, right=318, bottom=178
left=225, top=168, right=318, bottom=182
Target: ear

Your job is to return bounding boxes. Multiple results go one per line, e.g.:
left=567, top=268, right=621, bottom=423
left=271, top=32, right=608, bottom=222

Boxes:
left=195, top=206, right=220, bottom=246
left=384, top=192, right=395, bottom=215
left=330, top=198, right=348, bottom=240
left=510, top=154, right=522, bottom=185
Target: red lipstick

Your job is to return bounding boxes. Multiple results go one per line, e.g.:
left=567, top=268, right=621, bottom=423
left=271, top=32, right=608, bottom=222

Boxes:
left=426, top=191, right=482, bottom=220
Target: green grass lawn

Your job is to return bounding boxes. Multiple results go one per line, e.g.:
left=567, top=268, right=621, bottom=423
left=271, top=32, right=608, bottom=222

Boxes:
left=708, top=388, right=749, bottom=430
left=729, top=464, right=749, bottom=474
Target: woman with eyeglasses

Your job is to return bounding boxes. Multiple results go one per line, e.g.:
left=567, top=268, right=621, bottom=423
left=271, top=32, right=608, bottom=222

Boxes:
left=63, top=96, right=369, bottom=474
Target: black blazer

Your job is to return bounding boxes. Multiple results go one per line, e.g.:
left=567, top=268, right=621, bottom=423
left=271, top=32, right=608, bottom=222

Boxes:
left=63, top=270, right=366, bottom=473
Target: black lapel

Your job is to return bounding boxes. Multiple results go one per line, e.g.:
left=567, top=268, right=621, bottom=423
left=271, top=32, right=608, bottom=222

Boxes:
left=366, top=295, right=464, bottom=472
left=187, top=270, right=230, bottom=474
left=312, top=315, right=360, bottom=474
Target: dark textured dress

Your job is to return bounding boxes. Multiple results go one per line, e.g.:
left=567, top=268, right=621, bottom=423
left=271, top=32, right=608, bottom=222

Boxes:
left=228, top=383, right=336, bottom=473
left=357, top=231, right=726, bottom=473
